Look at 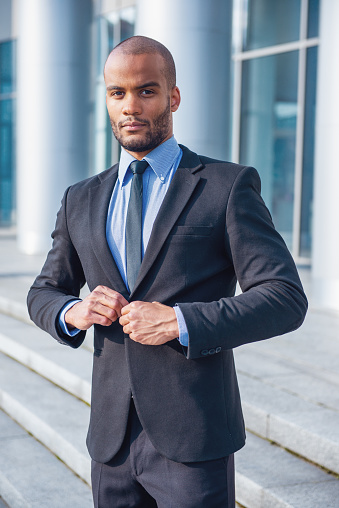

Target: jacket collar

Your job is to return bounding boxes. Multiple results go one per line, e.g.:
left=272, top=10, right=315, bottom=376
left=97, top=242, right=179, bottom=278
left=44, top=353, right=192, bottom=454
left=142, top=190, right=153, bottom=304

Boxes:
left=88, top=145, right=204, bottom=297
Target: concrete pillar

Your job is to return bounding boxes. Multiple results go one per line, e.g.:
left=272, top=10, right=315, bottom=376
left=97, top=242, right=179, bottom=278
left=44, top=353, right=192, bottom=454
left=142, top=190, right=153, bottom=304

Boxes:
left=16, top=0, right=91, bottom=254
left=136, top=0, right=232, bottom=161
left=312, top=0, right=339, bottom=310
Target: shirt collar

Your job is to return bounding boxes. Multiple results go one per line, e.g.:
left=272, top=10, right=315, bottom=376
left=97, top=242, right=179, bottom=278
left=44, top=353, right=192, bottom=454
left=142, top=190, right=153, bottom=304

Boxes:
left=118, top=136, right=181, bottom=188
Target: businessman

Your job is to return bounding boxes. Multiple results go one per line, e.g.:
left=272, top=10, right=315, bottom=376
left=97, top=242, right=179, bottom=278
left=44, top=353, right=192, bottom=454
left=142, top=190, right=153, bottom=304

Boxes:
left=28, top=36, right=307, bottom=507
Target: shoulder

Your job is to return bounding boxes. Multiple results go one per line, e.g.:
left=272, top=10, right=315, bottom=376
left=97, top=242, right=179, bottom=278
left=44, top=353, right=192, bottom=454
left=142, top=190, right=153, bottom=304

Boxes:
left=65, top=163, right=119, bottom=198
left=179, top=144, right=260, bottom=186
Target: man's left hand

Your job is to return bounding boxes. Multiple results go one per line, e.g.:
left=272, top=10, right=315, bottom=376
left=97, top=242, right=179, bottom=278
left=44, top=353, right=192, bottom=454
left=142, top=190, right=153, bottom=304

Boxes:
left=119, top=301, right=179, bottom=345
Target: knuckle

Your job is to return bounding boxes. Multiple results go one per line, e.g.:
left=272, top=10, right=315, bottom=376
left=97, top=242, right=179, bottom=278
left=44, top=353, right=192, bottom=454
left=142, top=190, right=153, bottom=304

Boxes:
left=109, top=311, right=117, bottom=321
left=83, top=309, right=91, bottom=320
left=87, top=293, right=97, bottom=304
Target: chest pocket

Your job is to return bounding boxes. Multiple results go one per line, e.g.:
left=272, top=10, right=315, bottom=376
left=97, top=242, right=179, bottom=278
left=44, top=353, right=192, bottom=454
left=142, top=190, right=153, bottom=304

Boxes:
left=169, top=225, right=213, bottom=237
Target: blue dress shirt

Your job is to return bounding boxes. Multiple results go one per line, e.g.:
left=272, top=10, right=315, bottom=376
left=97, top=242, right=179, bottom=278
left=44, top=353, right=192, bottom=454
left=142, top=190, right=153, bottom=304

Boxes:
left=60, top=136, right=189, bottom=346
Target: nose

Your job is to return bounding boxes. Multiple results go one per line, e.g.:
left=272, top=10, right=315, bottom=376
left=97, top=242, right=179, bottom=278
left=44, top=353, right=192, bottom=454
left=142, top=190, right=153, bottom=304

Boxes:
left=122, top=93, right=142, bottom=116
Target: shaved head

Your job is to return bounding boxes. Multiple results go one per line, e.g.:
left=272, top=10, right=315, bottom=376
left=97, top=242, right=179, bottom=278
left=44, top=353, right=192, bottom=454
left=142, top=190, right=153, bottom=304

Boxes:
left=105, top=36, right=176, bottom=90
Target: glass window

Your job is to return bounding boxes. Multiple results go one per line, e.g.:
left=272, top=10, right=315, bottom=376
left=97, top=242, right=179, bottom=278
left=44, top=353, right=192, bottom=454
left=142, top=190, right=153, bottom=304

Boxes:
left=300, top=46, right=317, bottom=258
left=0, top=40, right=16, bottom=94
left=0, top=40, right=16, bottom=227
left=243, top=0, right=301, bottom=51
left=307, top=0, right=320, bottom=38
left=239, top=51, right=299, bottom=249
left=0, top=98, right=16, bottom=226
left=93, top=7, right=136, bottom=174
left=120, top=7, right=135, bottom=42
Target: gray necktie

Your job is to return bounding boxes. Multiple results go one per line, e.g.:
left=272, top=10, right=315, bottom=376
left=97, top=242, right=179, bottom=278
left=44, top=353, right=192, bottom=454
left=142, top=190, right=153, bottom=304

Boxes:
left=126, top=160, right=148, bottom=292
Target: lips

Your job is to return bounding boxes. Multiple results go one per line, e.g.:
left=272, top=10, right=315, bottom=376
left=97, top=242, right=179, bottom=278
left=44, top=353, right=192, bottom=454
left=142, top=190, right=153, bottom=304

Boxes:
left=122, top=122, right=147, bottom=131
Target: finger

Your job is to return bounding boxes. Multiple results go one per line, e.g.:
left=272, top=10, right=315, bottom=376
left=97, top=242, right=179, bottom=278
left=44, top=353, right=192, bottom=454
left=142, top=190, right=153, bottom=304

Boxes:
left=127, top=331, right=140, bottom=342
left=90, top=290, right=127, bottom=317
left=91, top=302, right=119, bottom=322
left=90, top=313, right=114, bottom=327
left=119, top=314, right=130, bottom=326
left=67, top=304, right=115, bottom=329
left=121, top=304, right=132, bottom=316
left=94, top=286, right=129, bottom=308
left=122, top=324, right=132, bottom=335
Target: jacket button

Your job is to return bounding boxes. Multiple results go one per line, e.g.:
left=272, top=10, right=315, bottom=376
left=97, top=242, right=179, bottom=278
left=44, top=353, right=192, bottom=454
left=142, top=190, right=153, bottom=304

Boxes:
left=201, top=350, right=209, bottom=356
left=216, top=347, right=221, bottom=353
left=208, top=348, right=216, bottom=355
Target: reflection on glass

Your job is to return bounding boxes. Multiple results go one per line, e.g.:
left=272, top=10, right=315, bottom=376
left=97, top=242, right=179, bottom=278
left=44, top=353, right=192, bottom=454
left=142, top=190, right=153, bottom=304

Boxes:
left=0, top=99, right=16, bottom=226
left=0, top=40, right=16, bottom=227
left=0, top=41, right=16, bottom=94
left=94, top=8, right=135, bottom=173
left=243, top=0, right=301, bottom=51
left=239, top=51, right=299, bottom=249
left=300, top=47, right=317, bottom=258
left=308, top=0, right=320, bottom=38
left=120, top=7, right=136, bottom=41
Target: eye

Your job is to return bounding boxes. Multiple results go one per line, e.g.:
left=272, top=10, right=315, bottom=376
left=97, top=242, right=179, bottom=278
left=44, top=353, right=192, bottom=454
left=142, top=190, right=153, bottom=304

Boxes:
left=110, top=90, right=124, bottom=98
left=140, top=89, right=154, bottom=96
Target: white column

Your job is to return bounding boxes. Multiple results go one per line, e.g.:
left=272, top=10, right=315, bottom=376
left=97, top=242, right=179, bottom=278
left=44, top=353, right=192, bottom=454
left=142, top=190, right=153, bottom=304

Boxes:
left=312, top=0, right=339, bottom=310
left=136, top=0, right=232, bottom=161
left=16, top=0, right=91, bottom=254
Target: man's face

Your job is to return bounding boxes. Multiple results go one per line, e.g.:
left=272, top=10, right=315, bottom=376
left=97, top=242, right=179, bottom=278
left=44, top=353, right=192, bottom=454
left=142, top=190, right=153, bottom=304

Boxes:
left=104, top=52, right=180, bottom=159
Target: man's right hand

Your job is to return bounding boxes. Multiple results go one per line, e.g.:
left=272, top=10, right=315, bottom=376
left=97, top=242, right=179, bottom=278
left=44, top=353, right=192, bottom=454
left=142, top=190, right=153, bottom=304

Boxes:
left=65, top=285, right=129, bottom=330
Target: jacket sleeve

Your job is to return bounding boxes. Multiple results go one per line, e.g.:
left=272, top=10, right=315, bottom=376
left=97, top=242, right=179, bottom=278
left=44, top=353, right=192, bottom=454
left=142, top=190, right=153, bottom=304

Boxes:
left=177, top=166, right=308, bottom=359
left=27, top=187, right=87, bottom=348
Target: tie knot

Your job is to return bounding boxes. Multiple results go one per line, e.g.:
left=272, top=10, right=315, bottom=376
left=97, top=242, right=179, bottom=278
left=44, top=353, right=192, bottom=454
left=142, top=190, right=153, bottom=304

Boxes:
left=130, top=160, right=148, bottom=175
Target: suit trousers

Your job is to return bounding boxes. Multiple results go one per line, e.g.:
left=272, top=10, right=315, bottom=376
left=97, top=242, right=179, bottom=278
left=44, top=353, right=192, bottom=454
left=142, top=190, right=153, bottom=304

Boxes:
left=91, top=400, right=235, bottom=508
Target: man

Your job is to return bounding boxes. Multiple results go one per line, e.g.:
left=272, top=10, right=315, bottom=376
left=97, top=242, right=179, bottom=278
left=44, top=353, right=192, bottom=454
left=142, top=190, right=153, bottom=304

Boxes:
left=28, top=36, right=307, bottom=507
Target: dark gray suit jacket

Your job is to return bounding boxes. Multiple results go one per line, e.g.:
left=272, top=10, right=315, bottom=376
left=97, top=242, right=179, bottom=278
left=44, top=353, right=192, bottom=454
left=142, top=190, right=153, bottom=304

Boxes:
left=27, top=145, right=307, bottom=464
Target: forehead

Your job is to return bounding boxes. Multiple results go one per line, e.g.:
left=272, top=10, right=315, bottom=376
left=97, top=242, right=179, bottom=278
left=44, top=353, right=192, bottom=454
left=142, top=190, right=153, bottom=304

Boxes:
left=104, top=52, right=166, bottom=87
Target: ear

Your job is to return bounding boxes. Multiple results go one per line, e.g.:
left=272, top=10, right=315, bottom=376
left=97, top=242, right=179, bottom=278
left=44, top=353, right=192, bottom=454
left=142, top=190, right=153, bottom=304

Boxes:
left=170, top=86, right=181, bottom=112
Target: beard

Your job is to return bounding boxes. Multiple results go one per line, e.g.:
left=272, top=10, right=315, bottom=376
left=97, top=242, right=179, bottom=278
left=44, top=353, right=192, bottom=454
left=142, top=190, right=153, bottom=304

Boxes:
left=110, top=98, right=171, bottom=153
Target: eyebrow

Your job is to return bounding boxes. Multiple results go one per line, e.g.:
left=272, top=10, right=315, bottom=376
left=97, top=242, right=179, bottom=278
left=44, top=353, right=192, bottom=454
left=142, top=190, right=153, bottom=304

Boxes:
left=106, top=81, right=161, bottom=92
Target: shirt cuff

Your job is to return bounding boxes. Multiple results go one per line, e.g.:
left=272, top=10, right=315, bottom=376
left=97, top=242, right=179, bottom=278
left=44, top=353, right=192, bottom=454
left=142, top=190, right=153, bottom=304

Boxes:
left=174, top=305, right=189, bottom=347
left=59, top=299, right=82, bottom=336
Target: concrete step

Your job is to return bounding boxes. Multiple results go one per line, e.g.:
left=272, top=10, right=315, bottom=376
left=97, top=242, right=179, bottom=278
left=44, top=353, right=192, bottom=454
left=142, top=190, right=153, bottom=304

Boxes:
left=0, top=408, right=92, bottom=508
left=0, top=313, right=93, bottom=404
left=1, top=307, right=339, bottom=506
left=0, top=294, right=30, bottom=328
left=2, top=345, right=338, bottom=508
left=236, top=431, right=339, bottom=508
left=237, top=371, right=339, bottom=476
left=233, top=311, right=339, bottom=477
left=0, top=351, right=91, bottom=486
left=234, top=308, right=339, bottom=411
left=2, top=310, right=339, bottom=478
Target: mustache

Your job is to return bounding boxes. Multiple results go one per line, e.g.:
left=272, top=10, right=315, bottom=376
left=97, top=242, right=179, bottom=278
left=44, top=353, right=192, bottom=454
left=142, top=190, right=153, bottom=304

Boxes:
left=118, top=117, right=151, bottom=128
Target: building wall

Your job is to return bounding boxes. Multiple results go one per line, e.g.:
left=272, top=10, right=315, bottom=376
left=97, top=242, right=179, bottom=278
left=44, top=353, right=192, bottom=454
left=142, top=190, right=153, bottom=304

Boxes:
left=1, top=0, right=339, bottom=308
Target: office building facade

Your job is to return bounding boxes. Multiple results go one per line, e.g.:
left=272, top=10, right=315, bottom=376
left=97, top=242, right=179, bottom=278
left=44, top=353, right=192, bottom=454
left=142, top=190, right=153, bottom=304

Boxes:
left=0, top=0, right=338, bottom=310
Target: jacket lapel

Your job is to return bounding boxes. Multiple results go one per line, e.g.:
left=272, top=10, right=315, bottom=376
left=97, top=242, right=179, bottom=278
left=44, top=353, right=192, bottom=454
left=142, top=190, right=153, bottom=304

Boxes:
left=131, top=146, right=203, bottom=295
left=89, top=165, right=129, bottom=297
